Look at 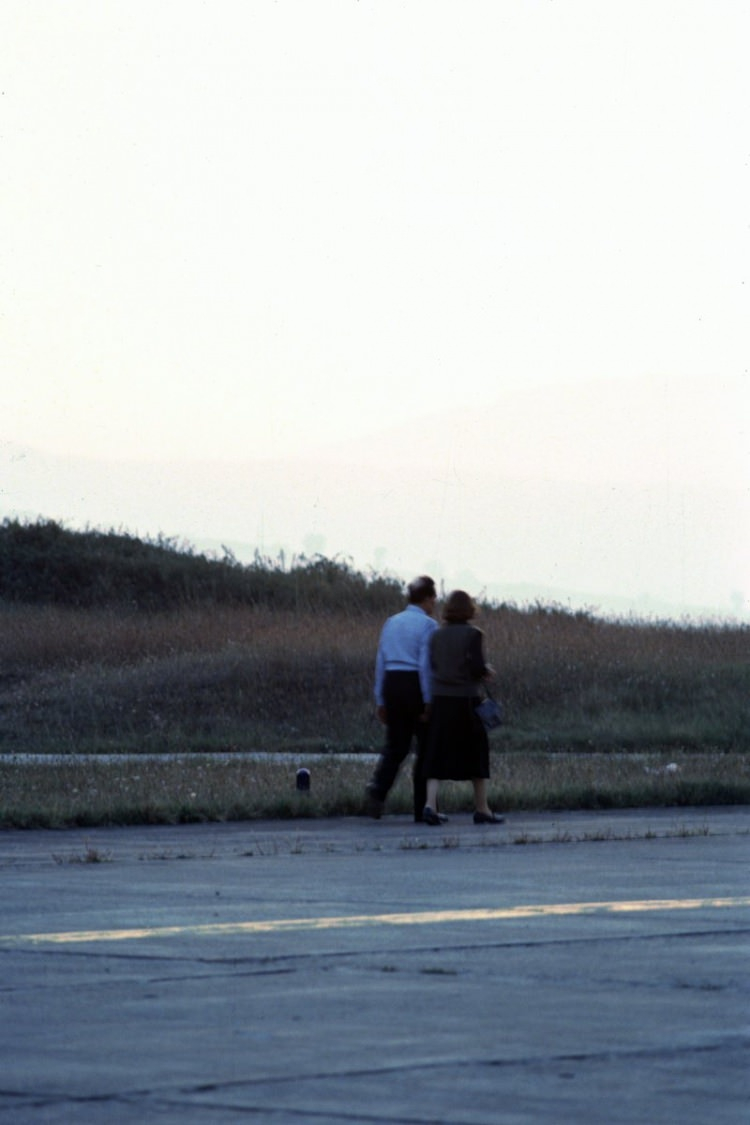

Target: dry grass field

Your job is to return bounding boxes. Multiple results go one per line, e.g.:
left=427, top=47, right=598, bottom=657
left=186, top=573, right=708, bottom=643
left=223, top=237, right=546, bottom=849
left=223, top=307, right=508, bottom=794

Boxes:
left=1, top=521, right=747, bottom=827
left=1, top=597, right=748, bottom=827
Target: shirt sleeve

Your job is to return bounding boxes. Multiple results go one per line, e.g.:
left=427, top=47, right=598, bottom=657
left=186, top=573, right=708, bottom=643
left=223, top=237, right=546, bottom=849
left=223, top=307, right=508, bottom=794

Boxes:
left=418, top=620, right=438, bottom=703
left=374, top=621, right=388, bottom=706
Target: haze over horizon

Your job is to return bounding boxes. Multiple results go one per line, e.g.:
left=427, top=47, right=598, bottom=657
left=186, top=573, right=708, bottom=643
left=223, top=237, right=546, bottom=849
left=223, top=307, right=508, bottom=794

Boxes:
left=2, top=3, right=748, bottom=622
left=4, top=372, right=747, bottom=623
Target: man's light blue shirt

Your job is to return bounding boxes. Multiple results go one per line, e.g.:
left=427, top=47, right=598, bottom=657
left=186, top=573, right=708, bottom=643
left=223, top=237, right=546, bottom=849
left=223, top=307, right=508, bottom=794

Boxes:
left=374, top=604, right=438, bottom=707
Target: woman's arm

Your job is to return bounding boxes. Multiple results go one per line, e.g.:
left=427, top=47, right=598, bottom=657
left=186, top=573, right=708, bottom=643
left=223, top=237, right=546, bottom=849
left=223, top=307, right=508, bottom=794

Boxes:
left=466, top=628, right=490, bottom=680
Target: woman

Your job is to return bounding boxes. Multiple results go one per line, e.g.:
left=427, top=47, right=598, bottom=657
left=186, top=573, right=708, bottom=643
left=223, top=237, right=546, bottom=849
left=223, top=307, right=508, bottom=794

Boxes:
left=422, top=590, right=503, bottom=825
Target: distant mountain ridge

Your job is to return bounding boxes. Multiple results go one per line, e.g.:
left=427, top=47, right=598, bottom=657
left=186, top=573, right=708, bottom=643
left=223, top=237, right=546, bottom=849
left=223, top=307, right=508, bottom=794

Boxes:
left=2, top=374, right=746, bottom=621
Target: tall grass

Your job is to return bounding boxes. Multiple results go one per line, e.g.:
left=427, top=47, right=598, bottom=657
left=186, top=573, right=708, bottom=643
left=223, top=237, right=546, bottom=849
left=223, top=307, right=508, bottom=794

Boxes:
left=0, top=520, right=748, bottom=824
left=1, top=600, right=747, bottom=757
left=0, top=604, right=379, bottom=754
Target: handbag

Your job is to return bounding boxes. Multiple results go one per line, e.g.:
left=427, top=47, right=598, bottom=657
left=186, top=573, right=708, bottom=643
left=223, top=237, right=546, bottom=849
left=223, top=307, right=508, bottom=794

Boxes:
left=475, top=687, right=504, bottom=730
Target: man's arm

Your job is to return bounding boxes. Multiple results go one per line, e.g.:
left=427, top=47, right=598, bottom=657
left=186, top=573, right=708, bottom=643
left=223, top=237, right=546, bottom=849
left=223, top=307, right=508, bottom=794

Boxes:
left=374, top=623, right=388, bottom=710
left=417, top=620, right=438, bottom=707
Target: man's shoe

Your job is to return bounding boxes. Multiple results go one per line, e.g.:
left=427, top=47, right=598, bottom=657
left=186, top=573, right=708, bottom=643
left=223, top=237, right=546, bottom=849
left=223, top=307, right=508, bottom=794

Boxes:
left=422, top=805, right=443, bottom=826
left=364, top=790, right=384, bottom=819
left=473, top=810, right=504, bottom=824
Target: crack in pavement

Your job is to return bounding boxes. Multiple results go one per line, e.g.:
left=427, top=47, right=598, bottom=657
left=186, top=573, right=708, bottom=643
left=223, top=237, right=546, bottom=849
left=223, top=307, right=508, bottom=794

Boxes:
left=4, top=1037, right=748, bottom=1122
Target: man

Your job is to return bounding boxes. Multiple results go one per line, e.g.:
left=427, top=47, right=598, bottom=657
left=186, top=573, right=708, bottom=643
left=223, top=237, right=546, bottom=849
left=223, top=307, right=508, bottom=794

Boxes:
left=365, top=575, right=447, bottom=823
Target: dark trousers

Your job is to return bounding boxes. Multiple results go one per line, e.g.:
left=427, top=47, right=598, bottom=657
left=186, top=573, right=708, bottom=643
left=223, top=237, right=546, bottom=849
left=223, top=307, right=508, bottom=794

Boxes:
left=369, top=671, right=428, bottom=820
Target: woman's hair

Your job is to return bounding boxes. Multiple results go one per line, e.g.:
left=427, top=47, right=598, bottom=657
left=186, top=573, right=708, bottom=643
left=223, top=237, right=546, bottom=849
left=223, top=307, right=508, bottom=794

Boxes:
left=442, top=589, right=476, bottom=623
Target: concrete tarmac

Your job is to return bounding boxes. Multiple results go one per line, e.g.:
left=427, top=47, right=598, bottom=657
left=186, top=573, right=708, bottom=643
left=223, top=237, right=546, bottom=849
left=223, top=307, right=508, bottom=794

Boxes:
left=1, top=806, right=749, bottom=1124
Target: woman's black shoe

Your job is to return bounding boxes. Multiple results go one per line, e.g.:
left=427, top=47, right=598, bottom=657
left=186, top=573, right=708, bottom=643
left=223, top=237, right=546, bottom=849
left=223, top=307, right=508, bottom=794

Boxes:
left=473, top=811, right=504, bottom=824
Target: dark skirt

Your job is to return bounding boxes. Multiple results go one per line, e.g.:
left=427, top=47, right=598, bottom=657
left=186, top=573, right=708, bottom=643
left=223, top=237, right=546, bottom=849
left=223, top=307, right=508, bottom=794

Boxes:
left=423, top=695, right=490, bottom=780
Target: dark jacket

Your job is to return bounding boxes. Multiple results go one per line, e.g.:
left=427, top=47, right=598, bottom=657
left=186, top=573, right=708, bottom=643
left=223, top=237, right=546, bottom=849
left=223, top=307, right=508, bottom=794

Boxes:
left=429, top=622, right=488, bottom=698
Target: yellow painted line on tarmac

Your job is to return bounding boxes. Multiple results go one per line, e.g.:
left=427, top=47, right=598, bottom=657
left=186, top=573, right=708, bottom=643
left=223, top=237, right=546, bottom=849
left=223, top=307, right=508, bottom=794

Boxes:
left=3, top=897, right=750, bottom=947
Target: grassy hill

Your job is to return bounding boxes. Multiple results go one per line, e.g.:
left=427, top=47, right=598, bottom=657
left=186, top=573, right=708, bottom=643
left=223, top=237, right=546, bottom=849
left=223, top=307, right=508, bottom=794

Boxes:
left=1, top=519, right=748, bottom=826
left=0, top=518, right=402, bottom=611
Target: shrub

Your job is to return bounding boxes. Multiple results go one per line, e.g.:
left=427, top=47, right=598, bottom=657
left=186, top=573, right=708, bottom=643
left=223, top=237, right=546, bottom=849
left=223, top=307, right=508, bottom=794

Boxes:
left=0, top=519, right=403, bottom=612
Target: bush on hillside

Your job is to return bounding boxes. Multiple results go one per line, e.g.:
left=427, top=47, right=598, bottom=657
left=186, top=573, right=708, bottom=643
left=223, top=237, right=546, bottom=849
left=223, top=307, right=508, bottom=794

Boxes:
left=0, top=519, right=403, bottom=613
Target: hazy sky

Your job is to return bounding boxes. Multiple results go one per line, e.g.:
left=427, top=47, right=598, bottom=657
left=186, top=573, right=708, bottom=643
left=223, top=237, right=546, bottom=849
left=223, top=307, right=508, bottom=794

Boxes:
left=2, top=1, right=748, bottom=619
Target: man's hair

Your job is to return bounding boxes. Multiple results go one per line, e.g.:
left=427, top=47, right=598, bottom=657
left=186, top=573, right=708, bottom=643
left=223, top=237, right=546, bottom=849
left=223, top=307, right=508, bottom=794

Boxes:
left=407, top=575, right=437, bottom=604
